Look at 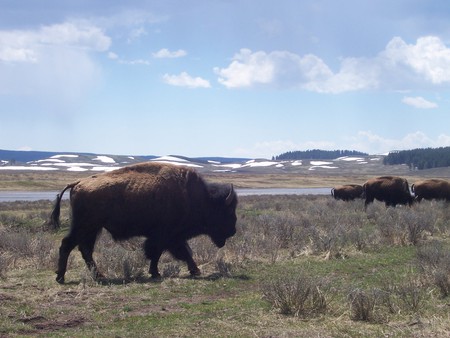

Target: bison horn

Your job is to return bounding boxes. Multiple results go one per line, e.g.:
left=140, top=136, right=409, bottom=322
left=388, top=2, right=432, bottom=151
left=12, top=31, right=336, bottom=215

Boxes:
left=225, top=184, right=235, bottom=206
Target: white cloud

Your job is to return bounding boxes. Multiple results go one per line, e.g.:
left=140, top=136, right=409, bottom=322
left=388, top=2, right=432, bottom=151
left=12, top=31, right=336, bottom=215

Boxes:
left=152, top=48, right=187, bottom=58
left=214, top=48, right=377, bottom=93
left=108, top=51, right=118, bottom=59
left=39, top=21, right=111, bottom=51
left=163, top=72, right=210, bottom=88
left=100, top=10, right=166, bottom=28
left=382, top=36, right=450, bottom=84
left=119, top=58, right=151, bottom=65
left=127, top=27, right=147, bottom=43
left=215, top=36, right=450, bottom=93
left=351, top=131, right=450, bottom=154
left=0, top=21, right=110, bottom=103
left=215, top=49, right=333, bottom=89
left=402, top=96, right=438, bottom=109
left=0, top=21, right=110, bottom=64
left=0, top=45, right=37, bottom=63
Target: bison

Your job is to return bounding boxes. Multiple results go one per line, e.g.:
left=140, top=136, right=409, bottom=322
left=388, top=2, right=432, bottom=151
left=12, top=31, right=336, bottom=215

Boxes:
left=50, top=162, right=238, bottom=283
left=363, top=176, right=413, bottom=208
left=411, top=179, right=450, bottom=202
left=331, top=184, right=363, bottom=201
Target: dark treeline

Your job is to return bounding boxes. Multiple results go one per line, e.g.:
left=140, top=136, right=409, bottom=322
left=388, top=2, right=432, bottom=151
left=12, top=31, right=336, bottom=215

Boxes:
left=273, top=149, right=368, bottom=161
left=383, top=147, right=450, bottom=170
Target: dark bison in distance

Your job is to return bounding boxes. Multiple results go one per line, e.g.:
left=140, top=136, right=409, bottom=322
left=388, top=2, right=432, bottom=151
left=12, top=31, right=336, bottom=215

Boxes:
left=50, top=162, right=238, bottom=283
left=363, top=176, right=413, bottom=208
left=412, top=179, right=450, bottom=202
left=331, top=184, right=363, bottom=201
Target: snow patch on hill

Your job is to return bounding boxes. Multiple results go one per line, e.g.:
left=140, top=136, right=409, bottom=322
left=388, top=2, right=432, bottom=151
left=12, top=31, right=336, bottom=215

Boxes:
left=0, top=151, right=388, bottom=174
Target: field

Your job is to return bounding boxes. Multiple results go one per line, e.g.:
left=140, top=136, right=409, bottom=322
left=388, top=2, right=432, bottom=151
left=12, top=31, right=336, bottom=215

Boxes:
left=1, top=170, right=450, bottom=337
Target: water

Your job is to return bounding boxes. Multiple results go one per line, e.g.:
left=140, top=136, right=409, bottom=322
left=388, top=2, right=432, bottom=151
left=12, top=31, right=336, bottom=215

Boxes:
left=237, top=187, right=331, bottom=196
left=0, top=187, right=332, bottom=202
left=0, top=191, right=62, bottom=202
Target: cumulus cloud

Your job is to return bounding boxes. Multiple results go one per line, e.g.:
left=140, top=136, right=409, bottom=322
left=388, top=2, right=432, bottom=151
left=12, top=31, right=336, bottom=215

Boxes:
left=152, top=48, right=187, bottom=58
left=162, top=72, right=211, bottom=88
left=0, top=21, right=110, bottom=102
left=382, top=36, right=450, bottom=84
left=215, top=36, right=450, bottom=93
left=351, top=131, right=450, bottom=154
left=0, top=21, right=110, bottom=63
left=402, top=96, right=438, bottom=109
left=214, top=49, right=333, bottom=89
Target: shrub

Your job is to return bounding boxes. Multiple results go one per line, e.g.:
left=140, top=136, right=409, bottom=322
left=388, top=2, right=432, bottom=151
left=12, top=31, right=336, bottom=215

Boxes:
left=348, top=288, right=379, bottom=322
left=190, top=235, right=218, bottom=265
left=215, top=257, right=233, bottom=278
left=416, top=240, right=450, bottom=298
left=261, top=269, right=329, bottom=317
left=396, top=279, right=426, bottom=313
left=0, top=253, right=9, bottom=279
left=95, top=232, right=146, bottom=282
left=161, top=263, right=181, bottom=278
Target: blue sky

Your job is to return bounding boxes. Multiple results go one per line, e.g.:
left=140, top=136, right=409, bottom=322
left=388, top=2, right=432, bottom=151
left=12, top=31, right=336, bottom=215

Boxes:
left=1, top=0, right=450, bottom=159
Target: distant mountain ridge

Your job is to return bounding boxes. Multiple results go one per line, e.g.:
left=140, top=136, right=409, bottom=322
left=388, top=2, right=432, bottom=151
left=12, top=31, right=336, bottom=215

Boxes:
left=0, top=148, right=448, bottom=176
left=0, top=149, right=250, bottom=165
left=0, top=149, right=255, bottom=172
left=0, top=148, right=395, bottom=175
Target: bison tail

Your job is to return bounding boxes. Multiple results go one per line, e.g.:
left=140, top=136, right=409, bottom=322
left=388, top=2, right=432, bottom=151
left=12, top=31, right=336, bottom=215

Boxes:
left=49, top=181, right=79, bottom=230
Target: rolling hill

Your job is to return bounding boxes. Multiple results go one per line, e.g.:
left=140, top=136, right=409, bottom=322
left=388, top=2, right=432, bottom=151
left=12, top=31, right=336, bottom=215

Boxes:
left=0, top=148, right=409, bottom=175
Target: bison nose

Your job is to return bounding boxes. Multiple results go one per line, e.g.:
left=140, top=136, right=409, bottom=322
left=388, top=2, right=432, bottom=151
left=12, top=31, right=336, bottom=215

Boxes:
left=214, top=237, right=226, bottom=248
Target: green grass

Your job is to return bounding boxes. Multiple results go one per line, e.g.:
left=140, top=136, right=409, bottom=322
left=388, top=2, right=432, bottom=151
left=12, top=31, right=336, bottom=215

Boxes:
left=1, top=195, right=450, bottom=337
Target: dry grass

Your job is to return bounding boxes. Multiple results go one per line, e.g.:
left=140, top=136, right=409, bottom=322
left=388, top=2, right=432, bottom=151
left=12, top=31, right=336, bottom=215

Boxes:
left=1, top=184, right=450, bottom=336
left=0, top=166, right=441, bottom=191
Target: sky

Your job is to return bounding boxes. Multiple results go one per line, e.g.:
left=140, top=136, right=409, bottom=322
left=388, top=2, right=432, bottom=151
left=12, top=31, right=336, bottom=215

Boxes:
left=1, top=0, right=450, bottom=159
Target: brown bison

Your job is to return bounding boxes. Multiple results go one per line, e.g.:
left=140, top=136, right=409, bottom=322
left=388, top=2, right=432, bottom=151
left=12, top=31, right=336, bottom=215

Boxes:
left=331, top=184, right=363, bottom=201
left=411, top=179, right=450, bottom=202
left=363, top=176, right=413, bottom=208
left=50, top=162, right=238, bottom=283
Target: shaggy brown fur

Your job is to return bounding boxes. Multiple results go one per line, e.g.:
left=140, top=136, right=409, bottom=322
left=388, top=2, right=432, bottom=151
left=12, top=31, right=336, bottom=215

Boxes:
left=331, top=184, right=363, bottom=201
left=363, top=176, right=413, bottom=208
left=50, top=162, right=238, bottom=283
left=412, top=179, right=450, bottom=202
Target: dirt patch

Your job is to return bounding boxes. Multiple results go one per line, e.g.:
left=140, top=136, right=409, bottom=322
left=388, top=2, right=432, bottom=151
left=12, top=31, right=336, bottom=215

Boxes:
left=0, top=292, right=16, bottom=302
left=18, top=315, right=87, bottom=334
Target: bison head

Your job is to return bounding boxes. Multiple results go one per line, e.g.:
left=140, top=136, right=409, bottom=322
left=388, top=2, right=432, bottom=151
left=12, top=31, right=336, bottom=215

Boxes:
left=205, top=183, right=238, bottom=248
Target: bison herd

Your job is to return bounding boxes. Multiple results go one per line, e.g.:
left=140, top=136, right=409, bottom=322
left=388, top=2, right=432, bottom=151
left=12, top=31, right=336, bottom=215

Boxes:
left=331, top=176, right=450, bottom=207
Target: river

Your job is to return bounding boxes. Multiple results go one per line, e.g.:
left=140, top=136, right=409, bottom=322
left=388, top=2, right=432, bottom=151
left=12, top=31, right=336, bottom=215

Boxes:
left=0, top=187, right=332, bottom=202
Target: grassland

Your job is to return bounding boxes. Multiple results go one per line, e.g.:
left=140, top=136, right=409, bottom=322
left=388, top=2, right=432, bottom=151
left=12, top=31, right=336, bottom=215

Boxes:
left=1, top=168, right=450, bottom=336
left=1, top=182, right=450, bottom=337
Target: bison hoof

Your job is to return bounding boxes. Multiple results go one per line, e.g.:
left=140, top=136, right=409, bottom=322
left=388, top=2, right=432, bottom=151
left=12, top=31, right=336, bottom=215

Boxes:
left=94, top=272, right=105, bottom=280
left=56, top=275, right=65, bottom=284
left=151, top=272, right=162, bottom=279
left=190, top=268, right=201, bottom=277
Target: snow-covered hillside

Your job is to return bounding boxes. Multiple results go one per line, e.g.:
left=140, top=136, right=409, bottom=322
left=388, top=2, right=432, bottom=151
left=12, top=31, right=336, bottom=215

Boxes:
left=0, top=151, right=395, bottom=174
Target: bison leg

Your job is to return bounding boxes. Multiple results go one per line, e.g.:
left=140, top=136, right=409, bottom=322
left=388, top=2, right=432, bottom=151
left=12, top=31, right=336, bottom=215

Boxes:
left=168, top=241, right=201, bottom=276
left=364, top=198, right=373, bottom=210
left=78, top=231, right=103, bottom=280
left=143, top=239, right=163, bottom=278
left=56, top=235, right=77, bottom=284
